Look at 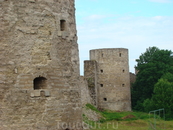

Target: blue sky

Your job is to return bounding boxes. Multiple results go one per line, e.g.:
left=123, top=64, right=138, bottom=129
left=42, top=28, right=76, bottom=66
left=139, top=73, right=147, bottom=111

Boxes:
left=75, top=0, right=173, bottom=75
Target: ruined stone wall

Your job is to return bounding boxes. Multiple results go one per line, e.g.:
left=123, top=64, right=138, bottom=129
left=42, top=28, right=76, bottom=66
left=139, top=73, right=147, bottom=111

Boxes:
left=89, top=48, right=131, bottom=111
left=79, top=76, right=91, bottom=106
left=130, top=72, right=136, bottom=87
left=0, top=0, right=82, bottom=129
left=84, top=60, right=98, bottom=107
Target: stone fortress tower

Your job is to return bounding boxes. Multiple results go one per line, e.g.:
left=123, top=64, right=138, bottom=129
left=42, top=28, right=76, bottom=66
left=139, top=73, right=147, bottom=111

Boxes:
left=84, top=48, right=131, bottom=111
left=0, top=0, right=82, bottom=130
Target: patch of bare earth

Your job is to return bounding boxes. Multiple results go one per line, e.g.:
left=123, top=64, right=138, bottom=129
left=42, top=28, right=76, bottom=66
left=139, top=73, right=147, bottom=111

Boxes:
left=121, top=115, right=136, bottom=120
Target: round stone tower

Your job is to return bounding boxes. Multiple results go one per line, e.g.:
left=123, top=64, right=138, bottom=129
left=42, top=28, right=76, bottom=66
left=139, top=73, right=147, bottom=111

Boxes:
left=86, top=48, right=131, bottom=111
left=0, top=0, right=82, bottom=129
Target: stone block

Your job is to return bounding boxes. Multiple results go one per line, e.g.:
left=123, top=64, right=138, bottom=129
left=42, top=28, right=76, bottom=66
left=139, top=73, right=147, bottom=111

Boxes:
left=62, top=31, right=68, bottom=39
left=44, top=90, right=50, bottom=97
left=29, top=0, right=36, bottom=3
left=14, top=68, right=18, bottom=74
left=30, top=93, right=34, bottom=97
left=33, top=90, right=40, bottom=97
left=58, top=31, right=62, bottom=36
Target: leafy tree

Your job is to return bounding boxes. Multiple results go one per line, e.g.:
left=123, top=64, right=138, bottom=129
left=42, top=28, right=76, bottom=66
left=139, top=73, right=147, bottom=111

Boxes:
left=136, top=46, right=159, bottom=66
left=131, top=47, right=173, bottom=111
left=143, top=73, right=173, bottom=120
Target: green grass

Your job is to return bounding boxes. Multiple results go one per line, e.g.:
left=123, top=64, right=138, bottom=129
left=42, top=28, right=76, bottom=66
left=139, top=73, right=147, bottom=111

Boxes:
left=86, top=103, right=100, bottom=113
left=84, top=104, right=173, bottom=130
left=89, top=120, right=149, bottom=130
left=85, top=104, right=149, bottom=122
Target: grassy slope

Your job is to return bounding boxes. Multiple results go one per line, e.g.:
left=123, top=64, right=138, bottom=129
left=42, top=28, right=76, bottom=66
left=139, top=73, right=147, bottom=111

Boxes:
left=84, top=104, right=173, bottom=130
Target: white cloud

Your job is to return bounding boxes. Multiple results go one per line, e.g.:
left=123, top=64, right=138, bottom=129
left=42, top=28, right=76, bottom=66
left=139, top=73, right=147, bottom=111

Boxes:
left=84, top=14, right=106, bottom=21
left=149, top=0, right=172, bottom=3
left=77, top=15, right=173, bottom=74
left=153, top=16, right=164, bottom=20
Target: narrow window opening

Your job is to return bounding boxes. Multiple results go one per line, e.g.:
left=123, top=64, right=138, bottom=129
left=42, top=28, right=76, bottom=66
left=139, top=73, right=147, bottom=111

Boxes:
left=123, top=69, right=125, bottom=73
left=122, top=84, right=125, bottom=87
left=60, top=20, right=66, bottom=31
left=65, top=128, right=70, bottom=130
left=34, top=77, right=47, bottom=90
left=102, top=53, right=104, bottom=57
left=119, top=53, right=121, bottom=57
left=100, top=84, right=103, bottom=87
left=100, top=70, right=103, bottom=73
left=104, top=98, right=107, bottom=101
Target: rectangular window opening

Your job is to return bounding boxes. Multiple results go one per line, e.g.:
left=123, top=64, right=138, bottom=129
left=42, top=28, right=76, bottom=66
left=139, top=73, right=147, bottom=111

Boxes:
left=60, top=20, right=66, bottom=31
left=104, top=98, right=107, bottom=101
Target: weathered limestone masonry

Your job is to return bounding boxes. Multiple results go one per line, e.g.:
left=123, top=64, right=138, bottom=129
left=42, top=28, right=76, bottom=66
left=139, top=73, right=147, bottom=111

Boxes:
left=84, top=48, right=131, bottom=111
left=0, top=0, right=83, bottom=130
left=130, top=72, right=136, bottom=87
left=84, top=61, right=98, bottom=107
left=79, top=76, right=91, bottom=106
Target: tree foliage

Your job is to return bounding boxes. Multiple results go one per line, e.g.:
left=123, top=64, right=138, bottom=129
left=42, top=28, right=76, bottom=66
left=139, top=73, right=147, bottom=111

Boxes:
left=136, top=46, right=159, bottom=65
left=143, top=73, right=173, bottom=120
left=131, top=47, right=173, bottom=111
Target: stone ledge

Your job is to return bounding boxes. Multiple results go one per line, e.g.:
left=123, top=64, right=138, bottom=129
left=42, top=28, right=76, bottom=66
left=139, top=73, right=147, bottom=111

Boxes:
left=30, top=90, right=50, bottom=97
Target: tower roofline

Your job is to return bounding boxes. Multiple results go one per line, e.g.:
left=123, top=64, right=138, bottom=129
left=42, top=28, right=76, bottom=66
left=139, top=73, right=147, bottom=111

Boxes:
left=90, top=48, right=128, bottom=51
